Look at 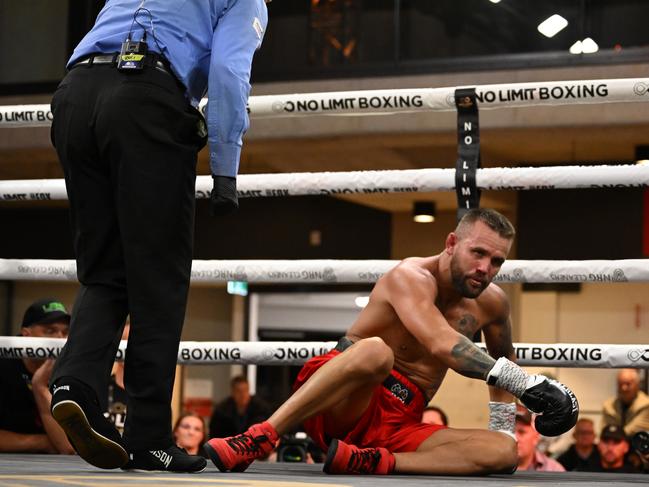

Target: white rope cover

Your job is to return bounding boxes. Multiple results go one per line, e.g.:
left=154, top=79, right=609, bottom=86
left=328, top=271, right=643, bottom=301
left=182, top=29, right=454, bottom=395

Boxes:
left=2, top=78, right=649, bottom=128
left=1, top=337, right=647, bottom=368
left=2, top=164, right=648, bottom=202
left=1, top=258, right=646, bottom=283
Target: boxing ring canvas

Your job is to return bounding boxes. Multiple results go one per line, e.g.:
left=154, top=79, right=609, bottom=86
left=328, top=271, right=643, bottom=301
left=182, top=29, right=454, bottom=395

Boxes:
left=0, top=455, right=647, bottom=486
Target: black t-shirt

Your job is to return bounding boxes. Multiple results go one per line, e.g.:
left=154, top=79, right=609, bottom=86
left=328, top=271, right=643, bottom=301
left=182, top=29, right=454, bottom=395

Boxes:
left=0, top=358, right=44, bottom=434
left=557, top=444, right=601, bottom=471
left=209, top=396, right=270, bottom=439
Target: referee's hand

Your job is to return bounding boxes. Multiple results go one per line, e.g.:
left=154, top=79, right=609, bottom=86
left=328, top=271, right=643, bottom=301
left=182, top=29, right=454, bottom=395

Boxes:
left=210, top=176, right=239, bottom=216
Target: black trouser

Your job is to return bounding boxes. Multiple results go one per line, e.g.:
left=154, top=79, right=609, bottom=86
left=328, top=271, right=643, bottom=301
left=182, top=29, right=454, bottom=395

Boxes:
left=50, top=62, right=206, bottom=450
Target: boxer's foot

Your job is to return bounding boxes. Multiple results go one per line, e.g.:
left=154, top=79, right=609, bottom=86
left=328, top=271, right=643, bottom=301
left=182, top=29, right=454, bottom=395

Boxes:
left=204, top=421, right=278, bottom=472
left=324, top=439, right=394, bottom=475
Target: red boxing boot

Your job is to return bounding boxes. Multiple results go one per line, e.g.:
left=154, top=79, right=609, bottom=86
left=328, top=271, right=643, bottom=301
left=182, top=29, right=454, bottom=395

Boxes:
left=204, top=421, right=278, bottom=472
left=323, top=439, right=395, bottom=475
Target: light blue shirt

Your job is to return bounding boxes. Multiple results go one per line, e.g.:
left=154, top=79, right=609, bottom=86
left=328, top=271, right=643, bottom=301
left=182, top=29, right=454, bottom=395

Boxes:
left=70, top=0, right=268, bottom=178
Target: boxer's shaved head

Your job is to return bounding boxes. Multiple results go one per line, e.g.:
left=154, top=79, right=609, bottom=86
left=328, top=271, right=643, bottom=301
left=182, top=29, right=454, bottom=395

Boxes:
left=455, top=208, right=515, bottom=241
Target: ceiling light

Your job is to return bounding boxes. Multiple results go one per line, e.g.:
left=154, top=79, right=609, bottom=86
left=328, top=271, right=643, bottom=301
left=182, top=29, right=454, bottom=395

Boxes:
left=355, top=296, right=369, bottom=308
left=570, top=38, right=599, bottom=55
left=537, top=14, right=568, bottom=38
left=489, top=0, right=502, bottom=3
left=569, top=40, right=583, bottom=54
left=413, top=201, right=436, bottom=223
left=581, top=37, right=599, bottom=53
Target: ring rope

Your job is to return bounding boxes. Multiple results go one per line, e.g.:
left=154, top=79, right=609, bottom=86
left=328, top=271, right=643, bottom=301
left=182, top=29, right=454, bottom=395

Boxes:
left=1, top=164, right=648, bottom=202
left=1, top=337, right=647, bottom=368
left=0, top=258, right=645, bottom=283
left=2, top=78, right=648, bottom=128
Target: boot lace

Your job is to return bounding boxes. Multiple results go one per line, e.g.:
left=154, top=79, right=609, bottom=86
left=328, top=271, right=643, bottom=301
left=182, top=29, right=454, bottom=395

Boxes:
left=347, top=448, right=381, bottom=474
left=226, top=432, right=268, bottom=456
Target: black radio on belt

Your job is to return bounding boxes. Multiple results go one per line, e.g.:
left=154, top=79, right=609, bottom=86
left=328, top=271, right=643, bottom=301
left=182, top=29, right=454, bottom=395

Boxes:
left=117, top=39, right=148, bottom=71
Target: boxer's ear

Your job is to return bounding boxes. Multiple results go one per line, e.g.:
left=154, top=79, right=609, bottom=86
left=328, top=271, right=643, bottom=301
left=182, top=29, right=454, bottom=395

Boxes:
left=445, top=232, right=458, bottom=254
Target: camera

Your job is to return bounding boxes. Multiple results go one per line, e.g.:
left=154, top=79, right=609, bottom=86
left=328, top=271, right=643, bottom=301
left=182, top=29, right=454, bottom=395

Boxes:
left=277, top=432, right=310, bottom=462
left=632, top=431, right=649, bottom=456
left=276, top=432, right=313, bottom=463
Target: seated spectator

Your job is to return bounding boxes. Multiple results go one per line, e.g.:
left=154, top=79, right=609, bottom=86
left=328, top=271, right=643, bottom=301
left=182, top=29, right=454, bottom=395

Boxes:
left=105, top=322, right=130, bottom=434
left=421, top=405, right=449, bottom=426
left=0, top=299, right=74, bottom=454
left=174, top=412, right=207, bottom=457
left=602, top=369, right=649, bottom=437
left=515, top=405, right=565, bottom=472
left=209, top=375, right=270, bottom=439
left=580, top=425, right=639, bottom=473
left=557, top=418, right=600, bottom=471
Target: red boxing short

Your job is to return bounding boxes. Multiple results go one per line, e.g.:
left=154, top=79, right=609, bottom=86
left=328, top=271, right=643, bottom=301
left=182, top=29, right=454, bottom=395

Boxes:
left=293, top=349, right=446, bottom=453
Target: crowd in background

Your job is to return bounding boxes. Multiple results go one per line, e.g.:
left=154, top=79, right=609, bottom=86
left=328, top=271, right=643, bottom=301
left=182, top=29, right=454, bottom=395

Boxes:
left=2, top=298, right=648, bottom=473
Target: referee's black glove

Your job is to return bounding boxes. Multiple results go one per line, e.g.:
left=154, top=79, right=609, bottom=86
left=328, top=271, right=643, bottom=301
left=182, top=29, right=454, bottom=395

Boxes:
left=210, top=176, right=239, bottom=216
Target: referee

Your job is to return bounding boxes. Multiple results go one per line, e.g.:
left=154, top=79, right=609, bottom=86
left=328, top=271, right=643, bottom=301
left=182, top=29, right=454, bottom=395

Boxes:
left=48, top=0, right=268, bottom=473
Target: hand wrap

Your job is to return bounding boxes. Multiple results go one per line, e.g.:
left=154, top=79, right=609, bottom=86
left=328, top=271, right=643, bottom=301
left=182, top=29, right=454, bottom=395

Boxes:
left=488, top=401, right=516, bottom=440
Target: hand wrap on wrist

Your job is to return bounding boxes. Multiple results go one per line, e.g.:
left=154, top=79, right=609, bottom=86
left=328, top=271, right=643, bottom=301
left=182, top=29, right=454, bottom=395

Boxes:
left=486, top=357, right=529, bottom=397
left=488, top=401, right=517, bottom=439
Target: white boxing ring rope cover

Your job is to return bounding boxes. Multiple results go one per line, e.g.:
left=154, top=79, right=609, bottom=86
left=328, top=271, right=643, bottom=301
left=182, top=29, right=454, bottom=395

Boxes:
left=0, top=337, right=647, bottom=369
left=1, top=164, right=648, bottom=202
left=2, top=77, right=649, bottom=128
left=0, top=258, right=647, bottom=283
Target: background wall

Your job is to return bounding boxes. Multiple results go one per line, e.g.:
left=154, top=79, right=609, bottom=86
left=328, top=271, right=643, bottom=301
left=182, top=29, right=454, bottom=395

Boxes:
left=0, top=1, right=68, bottom=85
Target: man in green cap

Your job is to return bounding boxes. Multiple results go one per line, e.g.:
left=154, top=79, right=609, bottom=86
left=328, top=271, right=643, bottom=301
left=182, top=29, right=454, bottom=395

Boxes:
left=0, top=298, right=73, bottom=454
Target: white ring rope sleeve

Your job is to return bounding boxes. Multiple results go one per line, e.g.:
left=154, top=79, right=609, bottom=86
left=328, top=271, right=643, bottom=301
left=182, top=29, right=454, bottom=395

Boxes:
left=0, top=258, right=647, bottom=283
left=1, top=164, right=648, bottom=202
left=2, top=78, right=649, bottom=127
left=1, top=337, right=648, bottom=368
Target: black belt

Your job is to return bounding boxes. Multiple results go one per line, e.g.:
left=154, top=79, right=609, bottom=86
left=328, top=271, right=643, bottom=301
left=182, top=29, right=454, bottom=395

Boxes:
left=71, top=53, right=174, bottom=78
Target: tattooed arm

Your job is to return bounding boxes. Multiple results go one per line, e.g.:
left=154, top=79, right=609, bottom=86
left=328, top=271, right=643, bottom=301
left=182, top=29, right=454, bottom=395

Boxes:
left=482, top=286, right=516, bottom=402
left=385, top=264, right=496, bottom=380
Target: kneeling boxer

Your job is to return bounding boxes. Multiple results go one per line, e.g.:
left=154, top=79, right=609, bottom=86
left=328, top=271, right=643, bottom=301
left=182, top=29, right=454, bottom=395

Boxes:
left=205, top=208, right=579, bottom=475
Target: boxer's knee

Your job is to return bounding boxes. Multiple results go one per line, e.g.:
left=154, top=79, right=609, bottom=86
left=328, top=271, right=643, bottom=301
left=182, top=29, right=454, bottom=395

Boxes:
left=344, top=337, right=394, bottom=380
left=481, top=432, right=517, bottom=474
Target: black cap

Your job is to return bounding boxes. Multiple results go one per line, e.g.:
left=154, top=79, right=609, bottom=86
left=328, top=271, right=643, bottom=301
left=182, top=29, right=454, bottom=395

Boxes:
left=515, top=404, right=533, bottom=425
left=21, top=298, right=71, bottom=327
left=600, top=424, right=626, bottom=442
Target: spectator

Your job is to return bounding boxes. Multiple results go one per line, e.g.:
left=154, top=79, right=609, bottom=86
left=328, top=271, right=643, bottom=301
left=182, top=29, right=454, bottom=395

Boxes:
left=515, top=405, right=565, bottom=472
left=422, top=405, right=449, bottom=426
left=209, top=375, right=270, bottom=439
left=0, top=299, right=74, bottom=454
left=105, top=322, right=130, bottom=434
left=174, top=413, right=207, bottom=457
left=580, top=425, right=638, bottom=473
left=603, top=369, right=649, bottom=437
left=557, top=418, right=600, bottom=471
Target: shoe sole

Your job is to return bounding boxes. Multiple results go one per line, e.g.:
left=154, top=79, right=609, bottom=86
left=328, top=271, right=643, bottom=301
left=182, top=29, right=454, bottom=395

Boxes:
left=52, top=400, right=128, bottom=469
left=203, top=441, right=228, bottom=472
left=323, top=438, right=340, bottom=474
left=121, top=465, right=207, bottom=474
